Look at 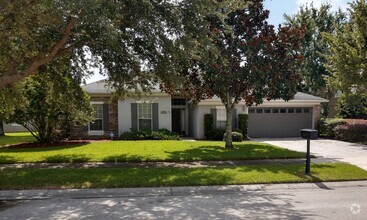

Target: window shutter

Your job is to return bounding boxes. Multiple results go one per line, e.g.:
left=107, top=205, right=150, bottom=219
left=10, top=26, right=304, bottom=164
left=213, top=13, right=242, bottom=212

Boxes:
left=152, top=103, right=159, bottom=131
left=232, top=108, right=237, bottom=129
left=131, top=103, right=138, bottom=130
left=103, top=104, right=109, bottom=131
left=210, top=108, right=217, bottom=128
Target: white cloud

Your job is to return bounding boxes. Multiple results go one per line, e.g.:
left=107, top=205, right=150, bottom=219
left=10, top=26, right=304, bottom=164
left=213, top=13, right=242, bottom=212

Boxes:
left=297, top=0, right=349, bottom=11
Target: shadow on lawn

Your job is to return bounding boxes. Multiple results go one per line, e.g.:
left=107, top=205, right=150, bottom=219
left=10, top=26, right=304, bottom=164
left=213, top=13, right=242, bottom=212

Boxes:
left=0, top=155, right=17, bottom=164
left=165, top=143, right=305, bottom=161
left=0, top=143, right=89, bottom=153
left=44, top=154, right=91, bottom=163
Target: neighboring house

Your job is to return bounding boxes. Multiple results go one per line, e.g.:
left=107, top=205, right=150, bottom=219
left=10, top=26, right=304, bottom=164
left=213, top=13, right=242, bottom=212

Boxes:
left=2, top=122, right=28, bottom=133
left=74, top=80, right=328, bottom=139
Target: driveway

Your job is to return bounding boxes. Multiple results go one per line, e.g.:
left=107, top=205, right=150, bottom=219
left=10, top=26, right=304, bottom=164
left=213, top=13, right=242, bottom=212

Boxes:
left=254, top=138, right=367, bottom=171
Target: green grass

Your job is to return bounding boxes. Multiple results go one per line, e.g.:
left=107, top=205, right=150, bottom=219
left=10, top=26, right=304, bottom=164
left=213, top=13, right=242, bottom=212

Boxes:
left=0, top=132, right=36, bottom=146
left=0, top=140, right=306, bottom=163
left=0, top=163, right=366, bottom=189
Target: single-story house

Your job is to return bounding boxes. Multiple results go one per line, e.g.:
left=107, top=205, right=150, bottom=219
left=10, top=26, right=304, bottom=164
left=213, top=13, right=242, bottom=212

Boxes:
left=71, top=80, right=328, bottom=139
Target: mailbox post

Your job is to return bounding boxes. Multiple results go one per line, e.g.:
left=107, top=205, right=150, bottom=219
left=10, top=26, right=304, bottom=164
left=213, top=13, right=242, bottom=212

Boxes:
left=300, top=129, right=318, bottom=175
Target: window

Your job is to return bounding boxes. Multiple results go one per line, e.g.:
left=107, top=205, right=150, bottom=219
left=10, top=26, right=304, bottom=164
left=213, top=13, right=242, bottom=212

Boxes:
left=138, top=103, right=152, bottom=130
left=216, top=108, right=226, bottom=128
left=249, top=109, right=255, bottom=113
left=90, top=104, right=103, bottom=131
left=296, top=108, right=302, bottom=113
left=172, top=98, right=186, bottom=106
left=272, top=109, right=279, bottom=113
left=280, top=108, right=287, bottom=113
left=264, top=109, right=271, bottom=113
left=256, top=109, right=263, bottom=113
left=288, top=108, right=294, bottom=113
left=304, top=108, right=310, bottom=113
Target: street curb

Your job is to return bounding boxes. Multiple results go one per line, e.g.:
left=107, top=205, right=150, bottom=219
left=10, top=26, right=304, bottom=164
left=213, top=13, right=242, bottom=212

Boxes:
left=1, top=181, right=367, bottom=201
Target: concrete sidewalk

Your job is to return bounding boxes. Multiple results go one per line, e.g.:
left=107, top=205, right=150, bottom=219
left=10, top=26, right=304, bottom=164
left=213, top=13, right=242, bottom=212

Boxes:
left=0, top=157, right=336, bottom=169
left=1, top=181, right=367, bottom=201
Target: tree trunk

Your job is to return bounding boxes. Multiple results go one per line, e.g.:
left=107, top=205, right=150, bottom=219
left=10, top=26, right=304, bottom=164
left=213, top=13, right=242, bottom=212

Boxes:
left=0, top=121, right=4, bottom=136
left=224, top=104, right=233, bottom=148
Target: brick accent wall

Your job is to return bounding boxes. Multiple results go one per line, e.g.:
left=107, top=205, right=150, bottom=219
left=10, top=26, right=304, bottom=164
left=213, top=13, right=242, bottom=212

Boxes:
left=70, top=95, right=118, bottom=139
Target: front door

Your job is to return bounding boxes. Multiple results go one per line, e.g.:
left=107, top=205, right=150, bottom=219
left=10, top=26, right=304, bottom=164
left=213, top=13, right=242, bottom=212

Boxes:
left=172, top=108, right=182, bottom=134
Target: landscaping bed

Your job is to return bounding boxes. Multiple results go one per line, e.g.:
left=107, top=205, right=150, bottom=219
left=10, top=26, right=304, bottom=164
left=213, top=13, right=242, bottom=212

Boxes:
left=0, top=163, right=366, bottom=189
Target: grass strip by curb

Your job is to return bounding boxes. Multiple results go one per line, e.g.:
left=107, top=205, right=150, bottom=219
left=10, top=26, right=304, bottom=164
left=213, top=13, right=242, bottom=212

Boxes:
left=1, top=163, right=367, bottom=190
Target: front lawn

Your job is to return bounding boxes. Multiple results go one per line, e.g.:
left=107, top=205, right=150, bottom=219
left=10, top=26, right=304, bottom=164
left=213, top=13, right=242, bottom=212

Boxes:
left=0, top=140, right=306, bottom=163
left=0, top=132, right=36, bottom=147
left=1, top=163, right=366, bottom=189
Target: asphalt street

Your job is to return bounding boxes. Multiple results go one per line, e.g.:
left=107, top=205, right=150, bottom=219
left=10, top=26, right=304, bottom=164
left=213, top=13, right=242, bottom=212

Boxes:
left=1, top=181, right=366, bottom=219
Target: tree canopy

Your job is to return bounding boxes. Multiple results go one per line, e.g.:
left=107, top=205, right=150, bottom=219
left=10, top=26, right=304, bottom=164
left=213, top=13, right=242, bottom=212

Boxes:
left=323, top=0, right=367, bottom=94
left=0, top=0, right=182, bottom=93
left=284, top=3, right=346, bottom=95
left=161, top=0, right=305, bottom=148
left=0, top=57, right=93, bottom=142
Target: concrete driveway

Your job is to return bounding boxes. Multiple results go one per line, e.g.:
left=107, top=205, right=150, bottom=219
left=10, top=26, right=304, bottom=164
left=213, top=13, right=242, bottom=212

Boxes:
left=254, top=138, right=367, bottom=171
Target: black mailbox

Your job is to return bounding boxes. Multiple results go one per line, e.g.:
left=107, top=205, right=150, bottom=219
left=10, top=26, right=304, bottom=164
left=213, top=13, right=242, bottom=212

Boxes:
left=300, top=129, right=318, bottom=140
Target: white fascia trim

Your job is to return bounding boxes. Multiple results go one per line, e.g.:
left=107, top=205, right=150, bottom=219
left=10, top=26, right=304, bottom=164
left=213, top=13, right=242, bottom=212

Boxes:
left=255, top=102, right=321, bottom=107
left=91, top=101, right=104, bottom=104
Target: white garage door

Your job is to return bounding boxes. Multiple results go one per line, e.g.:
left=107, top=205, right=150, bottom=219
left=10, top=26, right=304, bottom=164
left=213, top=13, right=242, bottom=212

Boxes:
left=248, top=107, right=313, bottom=138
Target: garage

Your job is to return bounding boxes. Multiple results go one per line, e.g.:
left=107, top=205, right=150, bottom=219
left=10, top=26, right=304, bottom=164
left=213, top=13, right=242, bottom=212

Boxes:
left=248, top=107, right=313, bottom=138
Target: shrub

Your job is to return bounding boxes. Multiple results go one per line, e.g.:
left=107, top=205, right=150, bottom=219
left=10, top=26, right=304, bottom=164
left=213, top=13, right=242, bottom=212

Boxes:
left=120, top=129, right=180, bottom=140
left=318, top=118, right=347, bottom=137
left=333, top=123, right=367, bottom=142
left=204, top=114, right=214, bottom=138
left=231, top=132, right=243, bottom=142
left=209, top=128, right=226, bottom=140
left=222, top=131, right=243, bottom=142
left=337, top=93, right=367, bottom=119
left=238, top=114, right=249, bottom=139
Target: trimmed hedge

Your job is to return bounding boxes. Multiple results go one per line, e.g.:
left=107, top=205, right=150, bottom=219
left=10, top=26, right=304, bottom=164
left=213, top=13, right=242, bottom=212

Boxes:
left=204, top=114, right=214, bottom=139
left=120, top=129, right=180, bottom=140
left=334, top=123, right=367, bottom=142
left=318, top=118, right=347, bottom=137
left=204, top=113, right=246, bottom=142
left=238, top=114, right=249, bottom=139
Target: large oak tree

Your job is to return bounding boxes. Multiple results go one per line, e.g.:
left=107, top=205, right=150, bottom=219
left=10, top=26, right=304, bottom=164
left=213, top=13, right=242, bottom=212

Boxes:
left=0, top=0, right=182, bottom=92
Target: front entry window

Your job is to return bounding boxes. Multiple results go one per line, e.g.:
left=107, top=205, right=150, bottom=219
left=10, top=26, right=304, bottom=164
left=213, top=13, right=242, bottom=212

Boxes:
left=217, top=108, right=226, bottom=128
left=138, top=103, right=152, bottom=130
left=90, top=104, right=103, bottom=131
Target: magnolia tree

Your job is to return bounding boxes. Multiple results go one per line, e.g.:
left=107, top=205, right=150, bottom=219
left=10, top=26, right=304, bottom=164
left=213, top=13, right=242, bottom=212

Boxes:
left=162, top=0, right=305, bottom=148
left=0, top=57, right=93, bottom=143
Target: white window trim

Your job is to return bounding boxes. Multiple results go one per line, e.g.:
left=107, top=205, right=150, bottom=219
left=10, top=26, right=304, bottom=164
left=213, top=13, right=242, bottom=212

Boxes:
left=216, top=106, right=227, bottom=129
left=91, top=101, right=104, bottom=104
left=88, top=103, right=104, bottom=135
left=137, top=103, right=153, bottom=130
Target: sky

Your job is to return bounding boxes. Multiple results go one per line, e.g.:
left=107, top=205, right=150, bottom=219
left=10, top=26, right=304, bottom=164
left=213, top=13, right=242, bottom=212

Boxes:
left=85, top=0, right=350, bottom=84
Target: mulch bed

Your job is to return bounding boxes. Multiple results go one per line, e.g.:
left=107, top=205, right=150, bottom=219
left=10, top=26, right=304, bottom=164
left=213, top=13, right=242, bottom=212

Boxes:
left=2, top=139, right=109, bottom=149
